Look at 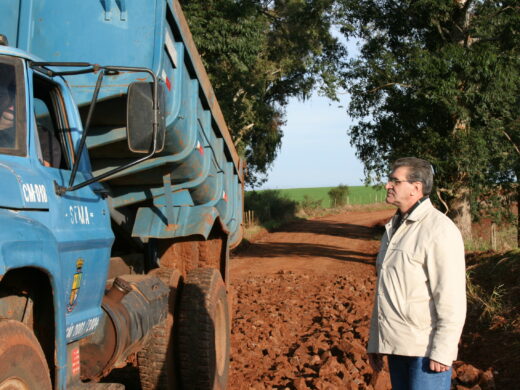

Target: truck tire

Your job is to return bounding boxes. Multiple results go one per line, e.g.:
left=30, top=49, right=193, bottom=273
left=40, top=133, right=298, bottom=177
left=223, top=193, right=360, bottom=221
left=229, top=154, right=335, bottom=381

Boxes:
left=0, top=319, right=52, bottom=390
left=177, top=268, right=230, bottom=390
left=138, top=268, right=182, bottom=390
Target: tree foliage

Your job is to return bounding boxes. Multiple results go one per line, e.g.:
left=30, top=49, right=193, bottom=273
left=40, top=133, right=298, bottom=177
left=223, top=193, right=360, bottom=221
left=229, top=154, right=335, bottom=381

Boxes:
left=328, top=184, right=349, bottom=207
left=245, top=189, right=298, bottom=224
left=179, top=0, right=347, bottom=186
left=179, top=0, right=520, bottom=237
left=337, top=0, right=520, bottom=235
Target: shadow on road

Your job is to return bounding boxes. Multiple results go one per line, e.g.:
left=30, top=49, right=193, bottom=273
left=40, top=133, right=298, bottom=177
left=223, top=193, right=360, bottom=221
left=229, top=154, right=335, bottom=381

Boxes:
left=235, top=241, right=379, bottom=265
left=274, top=219, right=386, bottom=241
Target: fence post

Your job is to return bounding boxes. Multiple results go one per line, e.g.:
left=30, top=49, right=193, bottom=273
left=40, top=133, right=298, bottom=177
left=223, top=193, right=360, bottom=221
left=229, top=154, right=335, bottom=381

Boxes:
left=491, top=223, right=497, bottom=251
left=244, top=210, right=256, bottom=227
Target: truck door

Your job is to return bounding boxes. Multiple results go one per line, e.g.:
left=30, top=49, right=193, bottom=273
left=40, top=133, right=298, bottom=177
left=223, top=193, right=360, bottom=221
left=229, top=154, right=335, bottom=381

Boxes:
left=29, top=68, right=114, bottom=342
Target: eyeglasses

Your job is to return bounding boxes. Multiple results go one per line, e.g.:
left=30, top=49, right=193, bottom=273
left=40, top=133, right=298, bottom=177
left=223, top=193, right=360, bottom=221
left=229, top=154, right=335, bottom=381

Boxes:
left=387, top=176, right=413, bottom=185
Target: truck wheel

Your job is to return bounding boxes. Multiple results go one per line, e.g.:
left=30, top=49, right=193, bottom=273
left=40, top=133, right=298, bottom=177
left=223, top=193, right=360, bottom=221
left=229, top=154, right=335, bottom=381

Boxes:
left=0, top=319, right=52, bottom=390
left=177, top=268, right=230, bottom=390
left=138, top=268, right=182, bottom=390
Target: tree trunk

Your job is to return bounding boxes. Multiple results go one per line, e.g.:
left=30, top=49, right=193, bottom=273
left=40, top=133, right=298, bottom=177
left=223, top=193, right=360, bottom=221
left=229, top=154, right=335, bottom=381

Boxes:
left=448, top=187, right=472, bottom=242
left=517, top=184, right=520, bottom=248
left=446, top=0, right=473, bottom=245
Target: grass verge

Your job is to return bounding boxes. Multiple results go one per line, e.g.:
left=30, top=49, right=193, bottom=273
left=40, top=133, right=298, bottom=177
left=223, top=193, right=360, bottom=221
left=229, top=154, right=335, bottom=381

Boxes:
left=461, top=250, right=520, bottom=388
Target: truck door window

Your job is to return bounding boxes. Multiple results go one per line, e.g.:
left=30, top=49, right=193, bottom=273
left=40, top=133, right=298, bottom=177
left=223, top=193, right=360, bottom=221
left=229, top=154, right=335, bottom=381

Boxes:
left=33, top=75, right=70, bottom=169
left=0, top=56, right=26, bottom=156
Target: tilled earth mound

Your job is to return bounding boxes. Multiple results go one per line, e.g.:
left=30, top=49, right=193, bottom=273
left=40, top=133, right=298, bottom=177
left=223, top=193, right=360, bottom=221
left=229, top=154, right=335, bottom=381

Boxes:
left=229, top=270, right=391, bottom=390
left=228, top=269, right=496, bottom=390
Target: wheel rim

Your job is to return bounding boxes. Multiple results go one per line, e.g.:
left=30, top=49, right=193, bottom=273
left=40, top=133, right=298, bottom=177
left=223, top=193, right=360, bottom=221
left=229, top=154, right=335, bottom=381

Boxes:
left=215, top=298, right=227, bottom=376
left=0, top=377, right=31, bottom=390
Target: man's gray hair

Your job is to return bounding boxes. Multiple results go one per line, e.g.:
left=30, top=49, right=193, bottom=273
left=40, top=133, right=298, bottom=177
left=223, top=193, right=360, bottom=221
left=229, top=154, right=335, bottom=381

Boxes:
left=392, top=157, right=434, bottom=196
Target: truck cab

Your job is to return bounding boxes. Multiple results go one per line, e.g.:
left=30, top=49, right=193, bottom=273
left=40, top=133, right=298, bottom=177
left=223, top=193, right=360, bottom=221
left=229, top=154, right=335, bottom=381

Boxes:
left=0, top=46, right=117, bottom=388
left=0, top=46, right=178, bottom=390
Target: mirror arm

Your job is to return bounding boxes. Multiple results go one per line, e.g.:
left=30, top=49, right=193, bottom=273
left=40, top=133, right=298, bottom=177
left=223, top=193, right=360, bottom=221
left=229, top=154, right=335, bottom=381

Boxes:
left=53, top=69, right=106, bottom=197
left=54, top=142, right=157, bottom=194
left=55, top=67, right=160, bottom=196
left=55, top=121, right=159, bottom=194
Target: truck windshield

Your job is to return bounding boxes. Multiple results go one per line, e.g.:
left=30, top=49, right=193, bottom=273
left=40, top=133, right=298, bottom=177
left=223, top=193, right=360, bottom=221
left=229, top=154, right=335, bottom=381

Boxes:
left=0, top=56, right=26, bottom=156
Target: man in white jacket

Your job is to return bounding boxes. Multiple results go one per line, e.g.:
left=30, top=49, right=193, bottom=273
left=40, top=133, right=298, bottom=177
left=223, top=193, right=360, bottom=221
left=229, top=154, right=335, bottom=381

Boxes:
left=367, top=157, right=466, bottom=390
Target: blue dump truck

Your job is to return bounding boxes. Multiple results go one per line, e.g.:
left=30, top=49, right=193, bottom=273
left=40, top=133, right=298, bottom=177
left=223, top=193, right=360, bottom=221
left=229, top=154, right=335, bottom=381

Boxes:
left=0, top=0, right=243, bottom=389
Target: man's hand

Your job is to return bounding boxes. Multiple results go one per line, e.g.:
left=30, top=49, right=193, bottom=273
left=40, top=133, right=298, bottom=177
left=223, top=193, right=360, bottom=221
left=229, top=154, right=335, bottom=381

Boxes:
left=0, top=105, right=14, bottom=131
left=429, top=359, right=450, bottom=372
left=368, top=353, right=384, bottom=372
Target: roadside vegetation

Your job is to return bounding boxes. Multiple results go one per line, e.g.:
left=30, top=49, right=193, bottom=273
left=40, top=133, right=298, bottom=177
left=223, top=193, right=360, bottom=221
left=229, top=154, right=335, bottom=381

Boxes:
left=327, top=184, right=349, bottom=208
left=462, top=250, right=520, bottom=388
left=244, top=190, right=298, bottom=230
left=466, top=251, right=519, bottom=326
left=243, top=184, right=391, bottom=235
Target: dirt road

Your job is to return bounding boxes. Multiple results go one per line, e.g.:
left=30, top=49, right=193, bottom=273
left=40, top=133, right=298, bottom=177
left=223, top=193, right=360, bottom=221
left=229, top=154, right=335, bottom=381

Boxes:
left=229, top=209, right=394, bottom=389
left=109, top=208, right=498, bottom=389
left=228, top=208, right=500, bottom=390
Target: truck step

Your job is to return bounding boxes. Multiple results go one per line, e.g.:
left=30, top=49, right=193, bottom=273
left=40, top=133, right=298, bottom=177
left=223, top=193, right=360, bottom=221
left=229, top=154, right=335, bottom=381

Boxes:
left=70, top=383, right=125, bottom=390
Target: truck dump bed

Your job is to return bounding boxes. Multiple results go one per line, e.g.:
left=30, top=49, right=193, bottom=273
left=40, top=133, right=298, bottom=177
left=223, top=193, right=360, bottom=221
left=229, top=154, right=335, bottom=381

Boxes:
left=4, top=0, right=243, bottom=247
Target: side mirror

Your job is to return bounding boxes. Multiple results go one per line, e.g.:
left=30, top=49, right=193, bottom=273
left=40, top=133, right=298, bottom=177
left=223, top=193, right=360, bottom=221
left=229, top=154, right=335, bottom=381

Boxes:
left=127, top=81, right=166, bottom=153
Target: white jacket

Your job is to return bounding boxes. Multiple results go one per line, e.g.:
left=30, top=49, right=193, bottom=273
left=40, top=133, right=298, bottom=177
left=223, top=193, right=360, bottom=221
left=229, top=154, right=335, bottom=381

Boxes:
left=367, top=199, right=466, bottom=366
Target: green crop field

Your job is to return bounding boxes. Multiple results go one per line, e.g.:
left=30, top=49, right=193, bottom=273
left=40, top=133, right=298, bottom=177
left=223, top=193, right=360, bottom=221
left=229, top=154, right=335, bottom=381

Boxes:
left=256, top=185, right=387, bottom=208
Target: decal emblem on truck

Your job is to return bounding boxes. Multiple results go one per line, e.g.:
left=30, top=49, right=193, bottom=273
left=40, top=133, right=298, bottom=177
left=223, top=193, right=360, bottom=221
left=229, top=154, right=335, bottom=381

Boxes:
left=68, top=205, right=93, bottom=224
left=196, top=140, right=204, bottom=155
left=67, top=258, right=84, bottom=312
left=71, top=347, right=81, bottom=376
left=66, top=316, right=100, bottom=341
left=22, top=183, right=48, bottom=203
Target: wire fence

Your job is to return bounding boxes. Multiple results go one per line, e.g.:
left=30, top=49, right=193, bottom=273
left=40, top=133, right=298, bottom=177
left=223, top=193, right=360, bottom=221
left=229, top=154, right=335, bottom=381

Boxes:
left=345, top=192, right=386, bottom=205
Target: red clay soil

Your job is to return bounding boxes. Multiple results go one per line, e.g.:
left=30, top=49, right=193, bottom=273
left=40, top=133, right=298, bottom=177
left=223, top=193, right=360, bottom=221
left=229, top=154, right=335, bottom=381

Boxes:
left=229, top=209, right=497, bottom=390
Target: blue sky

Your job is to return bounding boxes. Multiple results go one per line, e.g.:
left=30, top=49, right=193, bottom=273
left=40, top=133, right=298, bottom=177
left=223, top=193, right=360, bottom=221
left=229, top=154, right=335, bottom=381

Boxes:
left=259, top=37, right=365, bottom=190
left=259, top=93, right=365, bottom=189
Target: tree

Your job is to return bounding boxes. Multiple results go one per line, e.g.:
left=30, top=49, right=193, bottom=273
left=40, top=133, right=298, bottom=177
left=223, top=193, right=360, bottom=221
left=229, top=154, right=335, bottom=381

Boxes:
left=337, top=0, right=520, bottom=240
left=328, top=184, right=350, bottom=207
left=179, top=0, right=348, bottom=186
